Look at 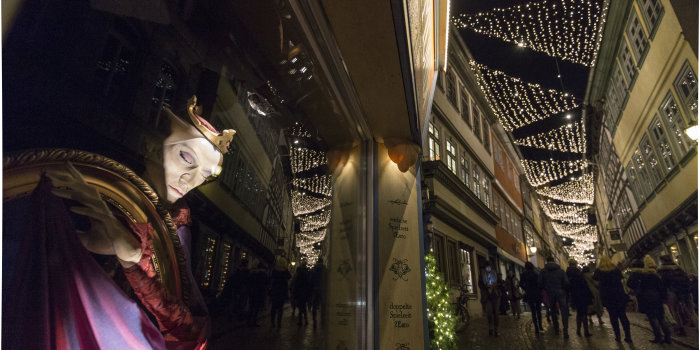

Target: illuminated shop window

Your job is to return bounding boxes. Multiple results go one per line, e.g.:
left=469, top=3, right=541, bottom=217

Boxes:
left=200, top=237, right=217, bottom=287
left=218, top=243, right=233, bottom=293
left=459, top=247, right=475, bottom=294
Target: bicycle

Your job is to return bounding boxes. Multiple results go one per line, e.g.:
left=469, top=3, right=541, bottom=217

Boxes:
left=455, top=284, right=471, bottom=332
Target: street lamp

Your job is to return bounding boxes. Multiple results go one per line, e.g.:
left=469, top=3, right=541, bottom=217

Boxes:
left=685, top=124, right=699, bottom=141
left=529, top=246, right=537, bottom=255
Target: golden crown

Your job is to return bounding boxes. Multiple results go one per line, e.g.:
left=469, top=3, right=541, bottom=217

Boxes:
left=186, top=96, right=235, bottom=154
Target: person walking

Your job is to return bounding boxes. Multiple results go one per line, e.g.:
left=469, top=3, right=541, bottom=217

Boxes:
left=582, top=263, right=604, bottom=325
left=657, top=255, right=691, bottom=335
left=247, top=262, right=269, bottom=327
left=506, top=269, right=522, bottom=319
left=268, top=257, right=291, bottom=329
left=292, top=263, right=311, bottom=326
left=567, top=261, right=593, bottom=337
left=478, top=261, right=501, bottom=336
left=593, top=255, right=631, bottom=342
left=538, top=256, right=570, bottom=338
left=310, top=258, right=326, bottom=329
left=520, top=262, right=543, bottom=335
left=627, top=255, right=671, bottom=344
left=497, top=273, right=509, bottom=315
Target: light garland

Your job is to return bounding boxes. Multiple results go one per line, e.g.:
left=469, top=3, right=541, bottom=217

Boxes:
left=540, top=199, right=589, bottom=221
left=298, top=210, right=332, bottom=232
left=454, top=0, right=608, bottom=67
left=514, top=120, right=587, bottom=153
left=470, top=62, right=579, bottom=131
left=536, top=173, right=594, bottom=204
left=552, top=222, right=595, bottom=236
left=292, top=175, right=333, bottom=197
left=425, top=253, right=457, bottom=350
left=291, top=190, right=331, bottom=216
left=522, top=159, right=587, bottom=187
left=290, top=147, right=327, bottom=174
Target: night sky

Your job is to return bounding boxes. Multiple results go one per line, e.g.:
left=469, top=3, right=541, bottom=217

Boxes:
left=453, top=0, right=591, bottom=164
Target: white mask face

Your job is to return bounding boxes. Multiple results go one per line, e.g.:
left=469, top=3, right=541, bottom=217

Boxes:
left=162, top=137, right=221, bottom=202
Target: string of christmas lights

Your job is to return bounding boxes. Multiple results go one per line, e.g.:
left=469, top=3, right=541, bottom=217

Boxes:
left=552, top=222, right=595, bottom=236
left=299, top=210, right=332, bottom=232
left=522, top=159, right=587, bottom=187
left=290, top=147, right=327, bottom=174
left=514, top=120, right=587, bottom=153
left=292, top=175, right=332, bottom=197
left=536, top=173, right=594, bottom=204
left=291, top=190, right=331, bottom=216
left=540, top=200, right=590, bottom=221
left=470, top=62, right=579, bottom=131
left=454, top=0, right=608, bottom=67
left=425, top=253, right=457, bottom=349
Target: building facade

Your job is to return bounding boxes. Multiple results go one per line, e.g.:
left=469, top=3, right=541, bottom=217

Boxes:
left=588, top=0, right=698, bottom=271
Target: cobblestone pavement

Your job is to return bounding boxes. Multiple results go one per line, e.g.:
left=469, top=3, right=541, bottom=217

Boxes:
left=458, top=310, right=698, bottom=350
left=208, top=306, right=325, bottom=350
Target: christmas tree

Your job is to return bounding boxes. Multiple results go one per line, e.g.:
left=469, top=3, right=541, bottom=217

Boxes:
left=425, top=253, right=457, bottom=350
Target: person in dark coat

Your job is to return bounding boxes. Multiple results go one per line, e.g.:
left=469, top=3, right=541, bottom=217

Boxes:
left=520, top=262, right=543, bottom=334
left=506, top=269, right=522, bottom=319
left=593, top=255, right=631, bottom=342
left=478, top=261, right=501, bottom=336
left=582, top=264, right=604, bottom=325
left=247, top=262, right=269, bottom=327
left=627, top=255, right=671, bottom=344
left=291, top=263, right=311, bottom=326
left=567, top=260, right=593, bottom=337
left=497, top=272, right=509, bottom=315
left=223, top=259, right=250, bottom=321
left=538, top=256, right=570, bottom=337
left=310, top=259, right=326, bottom=329
left=268, top=257, right=291, bottom=329
left=657, top=255, right=691, bottom=335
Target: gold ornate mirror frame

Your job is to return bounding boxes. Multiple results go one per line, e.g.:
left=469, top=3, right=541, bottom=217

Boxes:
left=3, top=149, right=190, bottom=303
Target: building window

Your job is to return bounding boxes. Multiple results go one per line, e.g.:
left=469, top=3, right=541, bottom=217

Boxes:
left=94, top=22, right=138, bottom=110
left=461, top=90, right=471, bottom=127
left=639, top=136, right=664, bottom=185
left=606, top=84, right=623, bottom=125
left=483, top=121, right=491, bottom=153
left=638, top=0, right=664, bottom=38
left=648, top=115, right=677, bottom=171
left=460, top=151, right=470, bottom=185
left=618, top=41, right=637, bottom=86
left=446, top=138, right=457, bottom=174
left=428, top=119, right=441, bottom=161
left=482, top=177, right=490, bottom=208
left=673, top=62, right=698, bottom=123
left=632, top=148, right=654, bottom=197
left=437, top=69, right=444, bottom=91
left=612, top=66, right=629, bottom=105
left=433, top=233, right=447, bottom=274
left=659, top=92, right=692, bottom=159
left=473, top=167, right=481, bottom=199
left=626, top=10, right=649, bottom=65
left=459, top=247, right=475, bottom=293
left=626, top=161, right=646, bottom=205
left=150, top=61, right=177, bottom=125
left=494, top=144, right=505, bottom=171
left=473, top=105, right=482, bottom=142
left=446, top=71, right=458, bottom=108
left=447, top=239, right=460, bottom=285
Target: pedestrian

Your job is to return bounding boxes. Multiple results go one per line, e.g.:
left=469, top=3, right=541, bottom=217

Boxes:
left=567, top=260, right=592, bottom=337
left=478, top=261, right=501, bottom=336
left=506, top=269, right=522, bottom=319
left=310, top=258, right=326, bottom=329
left=520, top=262, right=543, bottom=335
left=593, top=255, right=631, bottom=342
left=247, top=262, right=268, bottom=327
left=582, top=263, right=604, bottom=325
left=497, top=272, right=509, bottom=315
left=224, top=259, right=250, bottom=321
left=657, top=255, right=691, bottom=335
left=627, top=255, right=671, bottom=344
left=268, top=256, right=291, bottom=329
left=292, top=262, right=311, bottom=326
left=538, top=256, right=570, bottom=337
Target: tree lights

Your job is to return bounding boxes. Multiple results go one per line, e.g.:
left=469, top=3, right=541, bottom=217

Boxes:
left=522, top=159, right=587, bottom=187
left=425, top=253, right=457, bottom=350
left=536, top=173, right=594, bottom=204
left=454, top=0, right=608, bottom=67
left=514, top=120, right=587, bottom=153
left=470, top=62, right=579, bottom=131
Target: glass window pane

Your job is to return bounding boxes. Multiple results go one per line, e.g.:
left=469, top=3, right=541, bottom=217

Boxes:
left=659, top=92, right=692, bottom=159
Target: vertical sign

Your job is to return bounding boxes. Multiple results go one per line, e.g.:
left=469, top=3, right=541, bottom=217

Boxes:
left=328, top=147, right=362, bottom=350
left=377, top=143, right=424, bottom=350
